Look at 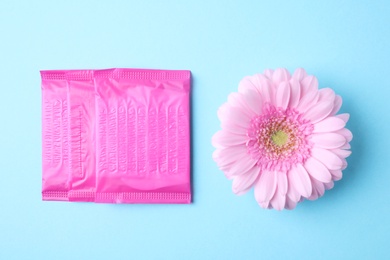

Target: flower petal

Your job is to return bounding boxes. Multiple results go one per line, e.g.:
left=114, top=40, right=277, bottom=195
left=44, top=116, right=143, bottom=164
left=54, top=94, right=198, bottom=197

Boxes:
left=259, top=201, right=270, bottom=209
left=289, top=78, right=301, bottom=108
left=242, top=89, right=263, bottom=115
left=213, top=145, right=248, bottom=169
left=212, top=130, right=247, bottom=148
left=330, top=95, right=342, bottom=115
left=296, top=76, right=319, bottom=112
left=276, top=171, right=288, bottom=195
left=340, top=143, right=351, bottom=149
left=227, top=92, right=255, bottom=117
left=228, top=156, right=258, bottom=177
left=255, top=74, right=274, bottom=104
left=272, top=68, right=291, bottom=84
left=324, top=181, right=334, bottom=190
left=287, top=178, right=301, bottom=202
left=270, top=188, right=286, bottom=211
left=330, top=170, right=342, bottom=181
left=303, top=100, right=334, bottom=123
left=296, top=92, right=319, bottom=113
left=310, top=147, right=343, bottom=171
left=304, top=157, right=332, bottom=183
left=301, top=75, right=318, bottom=96
left=218, top=105, right=251, bottom=128
left=288, top=164, right=312, bottom=198
left=275, top=82, right=291, bottom=110
left=221, top=120, right=247, bottom=135
left=341, top=158, right=348, bottom=170
left=232, top=166, right=261, bottom=195
left=313, top=117, right=346, bottom=133
left=331, top=149, right=352, bottom=159
left=285, top=196, right=298, bottom=210
left=269, top=171, right=288, bottom=210
left=311, top=133, right=346, bottom=149
left=263, top=69, right=274, bottom=80
left=308, top=177, right=325, bottom=200
left=318, top=88, right=335, bottom=102
left=217, top=103, right=229, bottom=122
left=238, top=76, right=261, bottom=95
left=336, top=128, right=353, bottom=142
left=335, top=113, right=350, bottom=123
left=215, top=146, right=247, bottom=165
left=292, top=68, right=307, bottom=81
left=254, top=170, right=277, bottom=204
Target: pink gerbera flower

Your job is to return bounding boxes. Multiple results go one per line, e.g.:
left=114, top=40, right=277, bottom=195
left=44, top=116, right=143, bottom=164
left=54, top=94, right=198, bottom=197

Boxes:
left=212, top=68, right=352, bottom=210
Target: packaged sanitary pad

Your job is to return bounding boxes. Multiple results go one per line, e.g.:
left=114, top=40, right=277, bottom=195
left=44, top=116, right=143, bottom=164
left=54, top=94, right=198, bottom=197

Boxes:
left=41, top=69, right=191, bottom=203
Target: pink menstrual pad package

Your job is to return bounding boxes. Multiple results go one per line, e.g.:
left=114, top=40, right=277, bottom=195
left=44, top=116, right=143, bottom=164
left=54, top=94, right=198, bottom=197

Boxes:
left=41, top=68, right=191, bottom=203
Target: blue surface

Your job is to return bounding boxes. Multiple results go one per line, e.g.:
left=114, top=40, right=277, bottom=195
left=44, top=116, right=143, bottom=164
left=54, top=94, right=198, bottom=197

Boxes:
left=1, top=1, right=389, bottom=259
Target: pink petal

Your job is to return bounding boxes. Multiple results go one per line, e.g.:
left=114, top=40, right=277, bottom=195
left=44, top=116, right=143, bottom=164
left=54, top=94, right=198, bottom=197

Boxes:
left=232, top=166, right=261, bottom=195
left=296, top=76, right=319, bottom=113
left=227, top=92, right=254, bottom=117
left=341, top=158, right=348, bottom=170
left=259, top=201, right=270, bottom=209
left=311, top=133, right=347, bottom=149
left=272, top=68, right=291, bottom=84
left=324, top=181, right=334, bottom=190
left=330, top=170, right=342, bottom=181
left=213, top=145, right=248, bottom=169
left=285, top=196, right=298, bottom=210
left=255, top=74, right=274, bottom=104
left=301, top=75, right=318, bottom=96
left=335, top=113, right=350, bottom=123
left=212, top=149, right=221, bottom=160
left=238, top=76, right=261, bottom=95
left=263, top=69, right=274, bottom=80
left=221, top=120, right=247, bottom=135
left=231, top=87, right=263, bottom=116
left=270, top=188, right=286, bottom=211
left=318, top=88, right=335, bottom=102
left=331, top=149, right=352, bottom=159
left=289, top=78, right=301, bottom=108
left=237, top=80, right=265, bottom=115
left=313, top=117, right=346, bottom=133
left=254, top=170, right=277, bottom=204
left=297, top=75, right=319, bottom=112
left=308, top=190, right=319, bottom=201
left=288, top=164, right=312, bottom=198
left=330, top=95, right=342, bottom=115
left=217, top=103, right=229, bottom=122
left=296, top=91, right=319, bottom=113
left=228, top=156, right=258, bottom=177
left=303, top=100, right=334, bottom=123
left=336, top=128, right=353, bottom=142
left=310, top=147, right=343, bottom=170
left=304, top=157, right=332, bottom=183
left=275, top=82, right=291, bottom=110
left=218, top=105, right=251, bottom=128
left=243, top=89, right=263, bottom=115
left=277, top=171, right=288, bottom=195
left=287, top=182, right=301, bottom=202
left=340, top=143, right=351, bottom=149
left=292, top=68, right=307, bottom=81
left=212, top=130, right=247, bottom=148
left=308, top=177, right=325, bottom=200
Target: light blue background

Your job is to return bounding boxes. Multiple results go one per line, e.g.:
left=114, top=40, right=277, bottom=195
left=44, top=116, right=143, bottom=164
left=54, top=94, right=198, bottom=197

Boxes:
left=1, top=1, right=389, bottom=259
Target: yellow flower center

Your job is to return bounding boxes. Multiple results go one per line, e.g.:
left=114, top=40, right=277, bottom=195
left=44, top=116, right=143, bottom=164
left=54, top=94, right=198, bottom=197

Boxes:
left=271, top=130, right=288, bottom=147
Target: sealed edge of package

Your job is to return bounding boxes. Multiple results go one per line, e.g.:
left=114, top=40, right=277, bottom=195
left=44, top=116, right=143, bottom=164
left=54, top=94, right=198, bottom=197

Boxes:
left=41, top=68, right=191, bottom=204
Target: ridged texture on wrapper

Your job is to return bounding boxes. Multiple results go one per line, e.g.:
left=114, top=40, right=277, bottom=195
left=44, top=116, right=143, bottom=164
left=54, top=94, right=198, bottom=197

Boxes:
left=212, top=68, right=352, bottom=210
left=41, top=68, right=191, bottom=204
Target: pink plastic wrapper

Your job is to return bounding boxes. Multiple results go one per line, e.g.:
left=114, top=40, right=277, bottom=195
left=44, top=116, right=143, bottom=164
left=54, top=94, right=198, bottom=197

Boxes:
left=41, top=69, right=191, bottom=203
